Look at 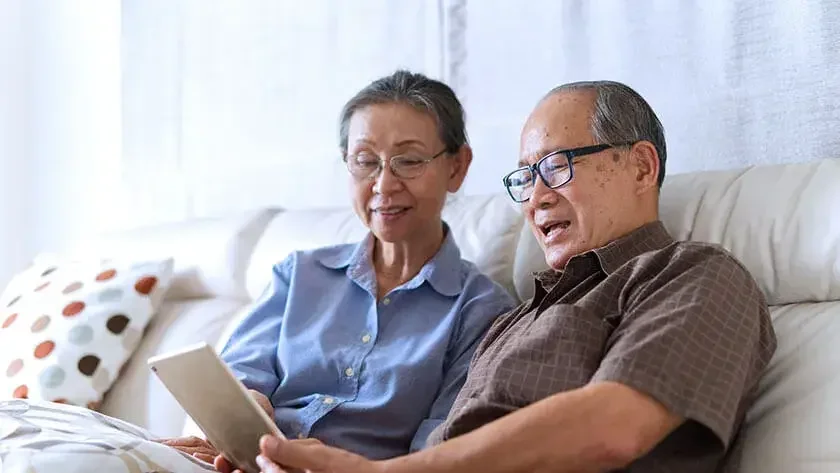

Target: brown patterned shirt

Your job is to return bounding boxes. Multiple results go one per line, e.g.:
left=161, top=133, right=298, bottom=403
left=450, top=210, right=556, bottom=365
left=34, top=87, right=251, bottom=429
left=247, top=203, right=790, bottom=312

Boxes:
left=427, top=221, right=776, bottom=472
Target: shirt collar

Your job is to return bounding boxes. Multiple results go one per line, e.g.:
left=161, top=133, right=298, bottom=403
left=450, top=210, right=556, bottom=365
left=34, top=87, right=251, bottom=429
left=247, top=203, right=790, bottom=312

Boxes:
left=533, top=220, right=674, bottom=287
left=316, top=222, right=464, bottom=297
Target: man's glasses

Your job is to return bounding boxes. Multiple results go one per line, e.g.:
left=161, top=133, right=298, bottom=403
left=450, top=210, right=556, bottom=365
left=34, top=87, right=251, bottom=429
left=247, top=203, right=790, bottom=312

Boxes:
left=502, top=143, right=632, bottom=203
left=344, top=149, right=448, bottom=180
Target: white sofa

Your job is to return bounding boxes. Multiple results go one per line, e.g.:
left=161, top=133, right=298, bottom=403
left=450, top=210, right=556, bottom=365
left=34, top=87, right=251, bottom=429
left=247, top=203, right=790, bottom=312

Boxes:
left=95, top=158, right=839, bottom=473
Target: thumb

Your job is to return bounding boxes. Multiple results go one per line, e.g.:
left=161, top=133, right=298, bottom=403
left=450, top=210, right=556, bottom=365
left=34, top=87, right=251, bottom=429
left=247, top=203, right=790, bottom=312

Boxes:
left=260, top=435, right=326, bottom=471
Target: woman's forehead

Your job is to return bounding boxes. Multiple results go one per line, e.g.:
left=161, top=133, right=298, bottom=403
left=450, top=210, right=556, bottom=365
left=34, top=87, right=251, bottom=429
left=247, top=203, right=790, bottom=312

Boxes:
left=348, top=103, right=440, bottom=148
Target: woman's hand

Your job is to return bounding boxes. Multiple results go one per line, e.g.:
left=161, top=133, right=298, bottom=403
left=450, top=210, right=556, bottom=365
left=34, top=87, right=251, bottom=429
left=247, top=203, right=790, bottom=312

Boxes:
left=249, top=389, right=275, bottom=419
left=158, top=436, right=219, bottom=464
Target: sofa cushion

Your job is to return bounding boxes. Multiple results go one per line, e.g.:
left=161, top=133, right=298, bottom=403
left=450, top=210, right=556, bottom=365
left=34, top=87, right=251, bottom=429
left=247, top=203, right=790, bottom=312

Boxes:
left=725, top=301, right=840, bottom=473
left=61, top=208, right=278, bottom=301
left=100, top=298, right=246, bottom=437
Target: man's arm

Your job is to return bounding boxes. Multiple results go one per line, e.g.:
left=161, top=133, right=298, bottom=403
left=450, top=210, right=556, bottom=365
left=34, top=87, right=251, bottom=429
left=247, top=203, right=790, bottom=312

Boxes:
left=384, top=381, right=682, bottom=473
left=256, top=381, right=681, bottom=473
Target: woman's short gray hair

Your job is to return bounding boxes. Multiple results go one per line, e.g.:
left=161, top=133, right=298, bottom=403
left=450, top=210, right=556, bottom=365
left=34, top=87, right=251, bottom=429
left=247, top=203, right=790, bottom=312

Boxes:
left=546, top=81, right=667, bottom=187
left=339, top=70, right=468, bottom=155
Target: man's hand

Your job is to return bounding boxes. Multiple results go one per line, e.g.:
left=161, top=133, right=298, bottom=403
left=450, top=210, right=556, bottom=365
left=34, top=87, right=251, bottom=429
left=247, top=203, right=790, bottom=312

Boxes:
left=158, top=436, right=218, bottom=464
left=254, top=435, right=382, bottom=473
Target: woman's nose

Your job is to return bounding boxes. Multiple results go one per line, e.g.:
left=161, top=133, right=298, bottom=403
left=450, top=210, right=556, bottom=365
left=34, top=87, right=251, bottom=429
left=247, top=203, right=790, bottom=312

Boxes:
left=372, top=162, right=403, bottom=195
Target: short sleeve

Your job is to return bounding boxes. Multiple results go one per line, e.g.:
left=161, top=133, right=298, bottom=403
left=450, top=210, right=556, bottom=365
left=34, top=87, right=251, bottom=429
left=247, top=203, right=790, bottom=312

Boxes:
left=591, top=251, right=776, bottom=447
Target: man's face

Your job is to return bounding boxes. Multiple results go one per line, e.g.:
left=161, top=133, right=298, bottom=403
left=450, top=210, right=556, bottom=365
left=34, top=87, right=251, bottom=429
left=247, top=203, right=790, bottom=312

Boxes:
left=519, top=91, right=642, bottom=270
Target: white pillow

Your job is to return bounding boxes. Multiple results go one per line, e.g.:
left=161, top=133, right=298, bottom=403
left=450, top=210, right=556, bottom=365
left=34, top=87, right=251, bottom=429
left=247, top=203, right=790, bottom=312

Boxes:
left=0, top=257, right=173, bottom=408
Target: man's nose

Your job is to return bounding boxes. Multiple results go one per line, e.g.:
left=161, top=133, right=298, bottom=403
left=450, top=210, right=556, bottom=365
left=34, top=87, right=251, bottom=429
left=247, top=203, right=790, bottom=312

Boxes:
left=372, top=162, right=403, bottom=195
left=528, top=173, right=557, bottom=209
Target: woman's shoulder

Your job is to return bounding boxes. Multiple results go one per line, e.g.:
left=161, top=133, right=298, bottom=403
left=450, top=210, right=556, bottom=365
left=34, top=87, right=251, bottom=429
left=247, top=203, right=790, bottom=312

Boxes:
left=456, top=259, right=517, bottom=309
left=271, top=242, right=361, bottom=275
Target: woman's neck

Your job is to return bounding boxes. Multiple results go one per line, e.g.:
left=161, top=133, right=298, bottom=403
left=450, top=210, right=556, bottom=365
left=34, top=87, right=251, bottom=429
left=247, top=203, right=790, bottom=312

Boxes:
left=373, top=222, right=445, bottom=299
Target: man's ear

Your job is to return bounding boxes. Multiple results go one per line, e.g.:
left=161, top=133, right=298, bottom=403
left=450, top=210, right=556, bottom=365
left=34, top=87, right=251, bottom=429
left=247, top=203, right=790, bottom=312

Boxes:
left=630, top=141, right=660, bottom=194
left=447, top=145, right=473, bottom=193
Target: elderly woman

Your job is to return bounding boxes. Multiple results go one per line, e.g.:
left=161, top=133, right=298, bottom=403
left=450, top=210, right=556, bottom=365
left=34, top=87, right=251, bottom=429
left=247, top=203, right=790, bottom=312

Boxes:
left=163, top=70, right=515, bottom=465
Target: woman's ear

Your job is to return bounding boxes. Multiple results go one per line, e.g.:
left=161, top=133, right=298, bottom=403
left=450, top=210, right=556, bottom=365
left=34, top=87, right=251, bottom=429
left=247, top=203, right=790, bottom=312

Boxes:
left=447, top=145, right=473, bottom=193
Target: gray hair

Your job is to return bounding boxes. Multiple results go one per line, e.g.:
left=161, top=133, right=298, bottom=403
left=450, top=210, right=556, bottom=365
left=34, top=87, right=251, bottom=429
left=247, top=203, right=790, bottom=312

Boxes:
left=339, top=70, right=468, bottom=155
left=545, top=81, right=667, bottom=187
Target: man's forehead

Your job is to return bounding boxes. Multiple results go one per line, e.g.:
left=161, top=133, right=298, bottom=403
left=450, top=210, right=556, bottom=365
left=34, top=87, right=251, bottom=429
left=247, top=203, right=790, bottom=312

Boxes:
left=519, top=90, right=595, bottom=164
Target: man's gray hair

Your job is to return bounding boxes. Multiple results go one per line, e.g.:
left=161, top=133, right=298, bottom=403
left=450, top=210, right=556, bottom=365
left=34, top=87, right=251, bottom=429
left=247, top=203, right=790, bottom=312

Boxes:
left=546, top=81, right=667, bottom=187
left=339, top=70, right=468, bottom=155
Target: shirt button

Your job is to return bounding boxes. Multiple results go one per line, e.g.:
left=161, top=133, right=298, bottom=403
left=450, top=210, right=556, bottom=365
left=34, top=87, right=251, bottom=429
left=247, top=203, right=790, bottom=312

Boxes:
left=344, top=367, right=354, bottom=377
left=323, top=396, right=335, bottom=405
left=382, top=297, right=391, bottom=305
left=361, top=334, right=371, bottom=343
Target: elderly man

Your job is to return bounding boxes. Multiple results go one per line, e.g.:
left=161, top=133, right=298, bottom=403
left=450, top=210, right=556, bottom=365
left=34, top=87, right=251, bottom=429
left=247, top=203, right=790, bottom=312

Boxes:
left=242, top=81, right=777, bottom=473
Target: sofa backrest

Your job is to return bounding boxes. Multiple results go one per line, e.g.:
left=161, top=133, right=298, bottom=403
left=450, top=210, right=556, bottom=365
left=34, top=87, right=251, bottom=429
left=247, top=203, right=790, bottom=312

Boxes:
left=244, top=194, right=524, bottom=300
left=513, top=158, right=840, bottom=306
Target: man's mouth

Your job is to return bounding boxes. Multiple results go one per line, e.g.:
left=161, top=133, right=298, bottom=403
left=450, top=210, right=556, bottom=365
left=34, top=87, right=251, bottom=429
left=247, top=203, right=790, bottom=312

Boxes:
left=540, top=220, right=571, bottom=238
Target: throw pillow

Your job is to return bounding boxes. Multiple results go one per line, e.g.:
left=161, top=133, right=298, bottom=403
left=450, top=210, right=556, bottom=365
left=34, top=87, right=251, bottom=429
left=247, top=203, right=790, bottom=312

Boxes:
left=0, top=257, right=173, bottom=408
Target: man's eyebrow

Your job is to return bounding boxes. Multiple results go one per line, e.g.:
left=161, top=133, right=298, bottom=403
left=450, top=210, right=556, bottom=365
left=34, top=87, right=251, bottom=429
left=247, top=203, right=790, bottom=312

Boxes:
left=517, top=148, right=556, bottom=167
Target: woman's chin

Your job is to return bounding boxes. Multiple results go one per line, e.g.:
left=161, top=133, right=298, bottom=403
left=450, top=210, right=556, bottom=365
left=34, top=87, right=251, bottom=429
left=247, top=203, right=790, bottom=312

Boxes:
left=370, top=224, right=411, bottom=243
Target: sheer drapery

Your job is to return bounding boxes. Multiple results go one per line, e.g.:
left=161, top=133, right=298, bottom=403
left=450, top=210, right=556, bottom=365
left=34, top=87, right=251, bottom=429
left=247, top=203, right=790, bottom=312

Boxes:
left=122, top=0, right=449, bottom=219
left=0, top=0, right=121, bottom=286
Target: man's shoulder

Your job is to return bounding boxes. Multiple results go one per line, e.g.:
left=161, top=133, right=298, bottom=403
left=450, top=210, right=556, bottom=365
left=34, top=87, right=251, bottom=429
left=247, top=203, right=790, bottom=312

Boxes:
left=624, top=239, right=769, bottom=314
left=636, top=238, right=757, bottom=282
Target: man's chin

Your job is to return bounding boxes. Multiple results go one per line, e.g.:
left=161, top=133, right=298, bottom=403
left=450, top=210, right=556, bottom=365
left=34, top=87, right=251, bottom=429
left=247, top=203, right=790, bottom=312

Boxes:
left=545, top=250, right=573, bottom=271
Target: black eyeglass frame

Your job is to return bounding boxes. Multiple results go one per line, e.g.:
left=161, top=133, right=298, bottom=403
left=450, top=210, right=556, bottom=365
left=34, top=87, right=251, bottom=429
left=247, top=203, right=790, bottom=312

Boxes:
left=502, top=143, right=633, bottom=202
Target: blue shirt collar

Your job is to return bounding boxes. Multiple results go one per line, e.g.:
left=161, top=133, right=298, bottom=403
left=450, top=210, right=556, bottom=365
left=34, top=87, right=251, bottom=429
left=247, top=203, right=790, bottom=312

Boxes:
left=316, top=223, right=463, bottom=297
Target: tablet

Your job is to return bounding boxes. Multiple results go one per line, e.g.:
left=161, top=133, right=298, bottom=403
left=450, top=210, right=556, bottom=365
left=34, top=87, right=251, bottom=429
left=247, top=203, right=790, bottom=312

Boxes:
left=148, top=342, right=284, bottom=473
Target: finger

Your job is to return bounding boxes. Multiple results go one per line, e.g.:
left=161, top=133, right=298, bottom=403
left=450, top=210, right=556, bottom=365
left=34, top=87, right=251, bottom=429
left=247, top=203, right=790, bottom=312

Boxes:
left=160, top=436, right=206, bottom=447
left=259, top=435, right=324, bottom=470
left=214, top=455, right=233, bottom=473
left=193, top=452, right=216, bottom=464
left=255, top=454, right=290, bottom=473
left=178, top=447, right=217, bottom=457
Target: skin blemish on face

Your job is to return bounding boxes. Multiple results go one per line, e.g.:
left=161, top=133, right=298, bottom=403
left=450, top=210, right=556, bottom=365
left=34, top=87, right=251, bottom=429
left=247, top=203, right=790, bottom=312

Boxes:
left=612, top=152, right=621, bottom=163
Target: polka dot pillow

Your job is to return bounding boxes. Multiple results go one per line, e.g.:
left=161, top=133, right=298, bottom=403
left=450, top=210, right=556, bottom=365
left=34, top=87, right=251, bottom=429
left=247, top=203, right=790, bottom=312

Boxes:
left=0, top=257, right=174, bottom=408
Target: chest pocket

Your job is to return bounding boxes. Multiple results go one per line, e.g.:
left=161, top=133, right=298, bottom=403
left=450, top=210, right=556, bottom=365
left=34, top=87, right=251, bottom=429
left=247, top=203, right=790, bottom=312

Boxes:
left=488, top=305, right=615, bottom=407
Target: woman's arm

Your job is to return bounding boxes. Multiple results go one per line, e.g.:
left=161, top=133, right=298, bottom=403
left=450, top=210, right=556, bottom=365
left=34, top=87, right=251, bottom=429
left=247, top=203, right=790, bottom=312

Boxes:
left=219, top=257, right=294, bottom=401
left=409, top=286, right=515, bottom=451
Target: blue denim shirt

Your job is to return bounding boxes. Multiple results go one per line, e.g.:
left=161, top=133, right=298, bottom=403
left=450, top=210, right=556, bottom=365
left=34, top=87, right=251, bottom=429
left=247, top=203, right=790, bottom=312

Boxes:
left=219, top=228, right=516, bottom=460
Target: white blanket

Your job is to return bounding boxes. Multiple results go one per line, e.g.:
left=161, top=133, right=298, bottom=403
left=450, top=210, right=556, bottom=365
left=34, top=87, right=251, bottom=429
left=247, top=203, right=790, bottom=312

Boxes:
left=0, top=400, right=213, bottom=473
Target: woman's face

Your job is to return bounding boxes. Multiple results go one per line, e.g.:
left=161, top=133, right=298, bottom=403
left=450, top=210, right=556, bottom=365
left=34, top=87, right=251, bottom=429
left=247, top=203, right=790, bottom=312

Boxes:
left=345, top=102, right=471, bottom=243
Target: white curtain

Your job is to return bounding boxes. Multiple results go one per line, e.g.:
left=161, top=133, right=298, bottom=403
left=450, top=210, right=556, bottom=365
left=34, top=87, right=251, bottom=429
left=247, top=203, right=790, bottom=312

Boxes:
left=456, top=0, right=840, bottom=192
left=0, top=0, right=122, bottom=286
left=0, top=0, right=29, bottom=287
left=122, top=0, right=449, bottom=221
